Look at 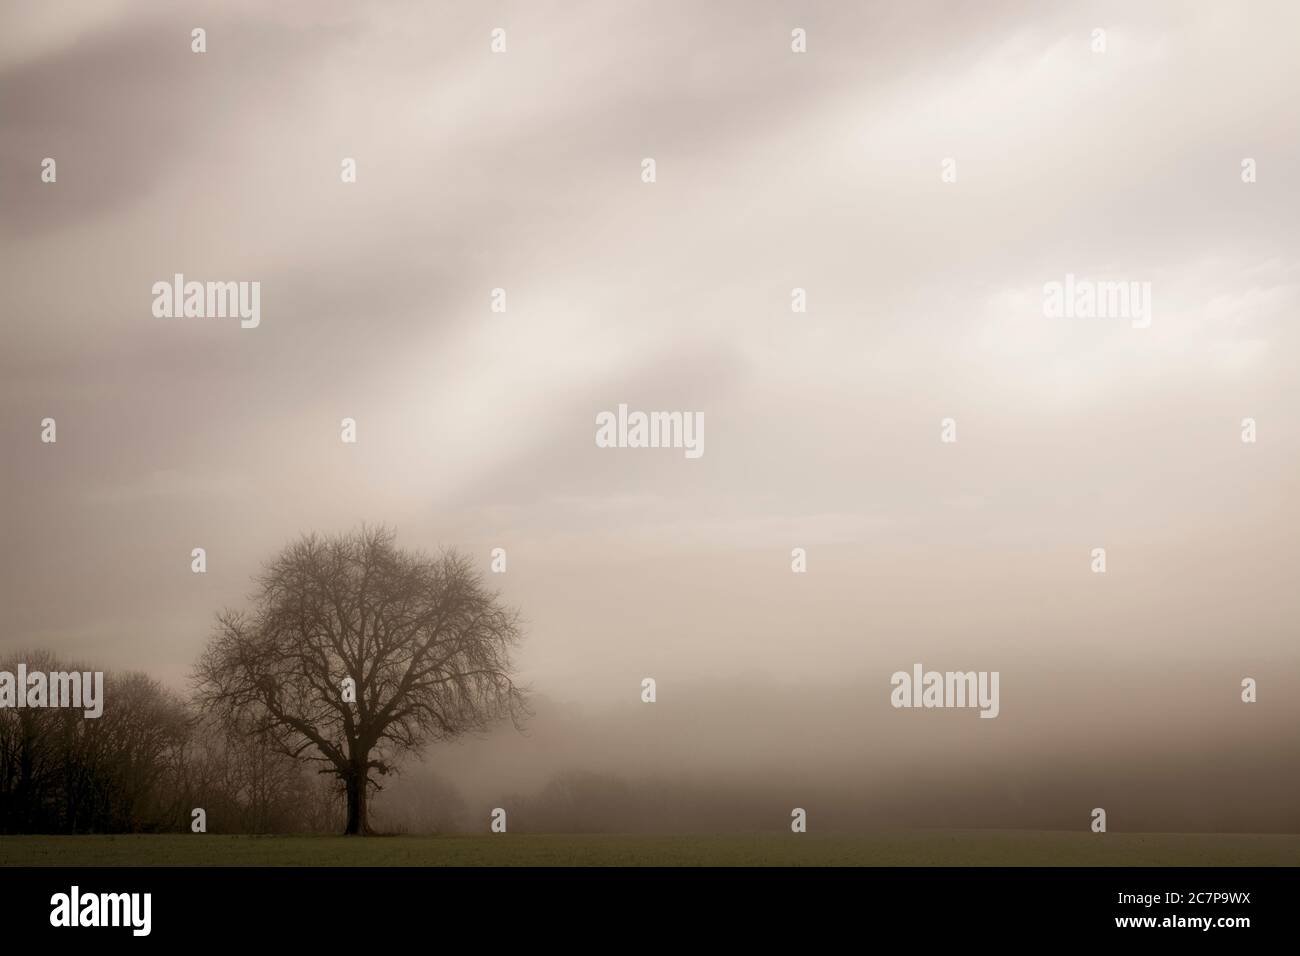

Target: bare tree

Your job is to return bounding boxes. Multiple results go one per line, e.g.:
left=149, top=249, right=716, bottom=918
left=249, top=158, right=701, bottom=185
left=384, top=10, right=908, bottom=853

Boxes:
left=194, top=527, right=526, bottom=835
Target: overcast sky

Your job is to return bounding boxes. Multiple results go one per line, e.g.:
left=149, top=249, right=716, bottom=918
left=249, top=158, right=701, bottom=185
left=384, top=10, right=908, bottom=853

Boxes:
left=2, top=1, right=1297, bottom=826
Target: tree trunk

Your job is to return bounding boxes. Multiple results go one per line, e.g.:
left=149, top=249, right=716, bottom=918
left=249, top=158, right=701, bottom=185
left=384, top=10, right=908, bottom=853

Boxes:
left=343, top=767, right=369, bottom=835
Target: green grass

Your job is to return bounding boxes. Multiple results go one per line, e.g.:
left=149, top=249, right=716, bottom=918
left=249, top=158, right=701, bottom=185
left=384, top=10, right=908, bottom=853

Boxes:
left=2, top=831, right=1297, bottom=866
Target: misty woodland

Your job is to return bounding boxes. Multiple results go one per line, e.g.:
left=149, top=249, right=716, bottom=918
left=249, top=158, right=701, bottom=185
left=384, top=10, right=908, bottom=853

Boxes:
left=1, top=529, right=523, bottom=836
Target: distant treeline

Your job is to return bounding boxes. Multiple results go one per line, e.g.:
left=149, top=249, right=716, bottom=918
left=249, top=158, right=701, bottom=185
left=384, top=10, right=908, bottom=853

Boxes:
left=0, top=652, right=341, bottom=834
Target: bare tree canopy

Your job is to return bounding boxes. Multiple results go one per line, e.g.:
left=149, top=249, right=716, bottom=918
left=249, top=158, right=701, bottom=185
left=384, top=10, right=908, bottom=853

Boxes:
left=195, top=526, right=526, bottom=835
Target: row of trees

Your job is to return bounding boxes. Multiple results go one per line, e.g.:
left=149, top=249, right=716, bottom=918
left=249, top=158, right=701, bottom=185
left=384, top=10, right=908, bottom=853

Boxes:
left=0, top=652, right=342, bottom=834
left=2, top=527, right=526, bottom=835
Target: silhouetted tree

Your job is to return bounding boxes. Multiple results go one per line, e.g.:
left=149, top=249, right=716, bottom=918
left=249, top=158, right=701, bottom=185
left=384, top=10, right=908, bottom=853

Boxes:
left=194, top=527, right=526, bottom=835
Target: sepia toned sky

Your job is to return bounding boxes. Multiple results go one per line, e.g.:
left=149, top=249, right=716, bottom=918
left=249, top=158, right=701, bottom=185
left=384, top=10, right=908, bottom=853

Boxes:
left=2, top=1, right=1298, bottom=829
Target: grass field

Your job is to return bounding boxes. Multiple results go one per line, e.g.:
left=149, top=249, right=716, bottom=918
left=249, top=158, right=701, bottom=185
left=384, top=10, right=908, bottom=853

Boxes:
left=2, top=831, right=1297, bottom=866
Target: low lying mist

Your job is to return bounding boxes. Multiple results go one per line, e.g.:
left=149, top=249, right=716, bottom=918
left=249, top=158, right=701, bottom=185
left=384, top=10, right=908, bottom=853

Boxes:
left=374, top=663, right=1300, bottom=834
